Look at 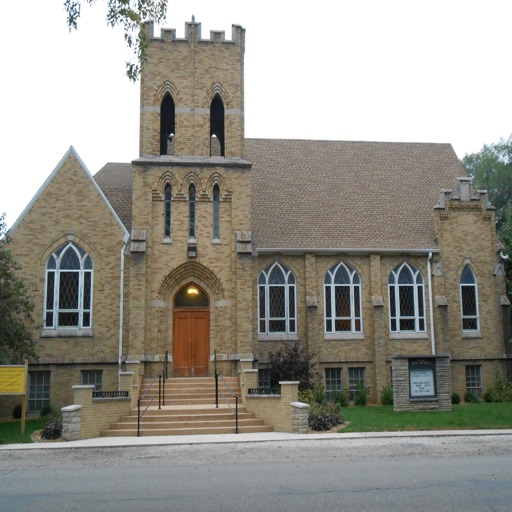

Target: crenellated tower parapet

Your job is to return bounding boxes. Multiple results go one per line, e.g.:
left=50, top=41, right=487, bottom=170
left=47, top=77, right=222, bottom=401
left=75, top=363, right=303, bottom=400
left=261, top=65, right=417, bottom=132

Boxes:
left=140, top=19, right=246, bottom=159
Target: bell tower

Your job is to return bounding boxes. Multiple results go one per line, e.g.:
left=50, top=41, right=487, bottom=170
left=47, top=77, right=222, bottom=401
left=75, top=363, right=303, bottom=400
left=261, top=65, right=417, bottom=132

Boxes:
left=139, top=19, right=246, bottom=159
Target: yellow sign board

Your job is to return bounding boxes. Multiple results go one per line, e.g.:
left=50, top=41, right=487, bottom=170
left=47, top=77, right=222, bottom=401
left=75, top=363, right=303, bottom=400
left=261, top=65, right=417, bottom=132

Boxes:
left=0, top=366, right=26, bottom=394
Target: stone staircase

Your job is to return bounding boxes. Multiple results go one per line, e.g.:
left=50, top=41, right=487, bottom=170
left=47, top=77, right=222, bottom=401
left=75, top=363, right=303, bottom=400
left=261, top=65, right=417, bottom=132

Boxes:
left=101, top=376, right=273, bottom=437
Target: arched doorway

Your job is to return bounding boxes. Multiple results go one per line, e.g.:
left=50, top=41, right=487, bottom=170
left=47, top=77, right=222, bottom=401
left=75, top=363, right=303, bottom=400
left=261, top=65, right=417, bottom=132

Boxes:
left=173, top=284, right=210, bottom=377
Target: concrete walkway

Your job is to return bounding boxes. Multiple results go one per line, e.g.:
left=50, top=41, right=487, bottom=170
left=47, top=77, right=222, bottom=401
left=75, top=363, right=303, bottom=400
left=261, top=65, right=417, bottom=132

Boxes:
left=2, top=429, right=512, bottom=450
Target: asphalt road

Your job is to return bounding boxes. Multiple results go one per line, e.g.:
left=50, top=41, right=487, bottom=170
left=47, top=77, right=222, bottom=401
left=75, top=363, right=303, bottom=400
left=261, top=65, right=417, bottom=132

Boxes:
left=1, top=435, right=511, bottom=511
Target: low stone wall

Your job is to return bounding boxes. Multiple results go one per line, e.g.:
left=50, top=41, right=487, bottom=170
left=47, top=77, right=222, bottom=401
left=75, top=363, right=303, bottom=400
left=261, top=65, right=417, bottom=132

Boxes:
left=240, top=368, right=309, bottom=433
left=61, top=366, right=140, bottom=440
left=392, top=354, right=452, bottom=412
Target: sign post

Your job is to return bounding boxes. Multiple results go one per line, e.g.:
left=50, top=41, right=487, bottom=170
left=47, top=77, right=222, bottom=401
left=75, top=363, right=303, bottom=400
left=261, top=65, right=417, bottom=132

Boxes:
left=0, top=360, right=28, bottom=433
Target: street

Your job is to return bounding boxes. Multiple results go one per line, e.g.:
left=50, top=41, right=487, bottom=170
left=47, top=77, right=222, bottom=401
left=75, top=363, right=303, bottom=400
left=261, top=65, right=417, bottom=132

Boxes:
left=1, top=434, right=511, bottom=511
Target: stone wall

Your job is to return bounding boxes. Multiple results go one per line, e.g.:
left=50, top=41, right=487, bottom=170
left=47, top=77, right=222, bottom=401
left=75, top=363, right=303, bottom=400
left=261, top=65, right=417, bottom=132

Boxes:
left=392, top=355, right=452, bottom=411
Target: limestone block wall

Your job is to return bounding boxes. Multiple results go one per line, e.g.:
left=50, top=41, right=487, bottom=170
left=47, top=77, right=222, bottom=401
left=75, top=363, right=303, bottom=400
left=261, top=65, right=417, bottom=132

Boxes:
left=392, top=355, right=452, bottom=412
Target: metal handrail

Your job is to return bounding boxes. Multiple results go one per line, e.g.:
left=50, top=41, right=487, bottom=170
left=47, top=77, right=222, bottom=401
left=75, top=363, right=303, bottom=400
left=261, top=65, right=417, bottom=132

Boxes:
left=217, top=373, right=239, bottom=434
left=137, top=373, right=162, bottom=437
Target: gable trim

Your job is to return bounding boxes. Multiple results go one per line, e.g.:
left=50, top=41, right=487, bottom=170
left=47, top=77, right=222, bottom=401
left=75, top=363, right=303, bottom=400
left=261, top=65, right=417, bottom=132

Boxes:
left=10, top=146, right=130, bottom=238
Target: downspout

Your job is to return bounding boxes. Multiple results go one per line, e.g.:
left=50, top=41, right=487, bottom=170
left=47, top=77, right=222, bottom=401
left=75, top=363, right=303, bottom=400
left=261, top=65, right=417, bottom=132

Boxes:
left=427, top=252, right=436, bottom=355
left=118, top=234, right=130, bottom=390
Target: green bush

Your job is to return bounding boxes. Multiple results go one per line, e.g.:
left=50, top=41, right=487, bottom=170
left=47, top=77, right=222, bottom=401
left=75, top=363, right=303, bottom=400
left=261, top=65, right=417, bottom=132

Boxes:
left=451, top=393, right=461, bottom=405
left=332, top=388, right=349, bottom=408
left=12, top=404, right=22, bottom=419
left=40, top=404, right=53, bottom=418
left=464, top=391, right=480, bottom=403
left=380, top=386, right=394, bottom=405
left=298, top=389, right=314, bottom=404
left=354, top=382, right=370, bottom=406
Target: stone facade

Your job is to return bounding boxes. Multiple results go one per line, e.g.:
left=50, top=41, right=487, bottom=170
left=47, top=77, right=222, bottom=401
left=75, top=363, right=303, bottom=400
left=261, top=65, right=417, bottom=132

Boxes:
left=3, top=19, right=511, bottom=418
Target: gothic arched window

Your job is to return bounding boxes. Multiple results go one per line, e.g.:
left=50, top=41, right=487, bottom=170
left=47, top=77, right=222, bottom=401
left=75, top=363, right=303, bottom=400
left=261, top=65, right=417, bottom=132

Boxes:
left=460, top=265, right=479, bottom=331
left=160, top=93, right=175, bottom=155
left=213, top=184, right=220, bottom=239
left=388, top=262, right=425, bottom=333
left=324, top=261, right=362, bottom=333
left=189, top=184, right=196, bottom=239
left=164, top=184, right=172, bottom=237
left=44, top=243, right=93, bottom=329
left=210, top=95, right=225, bottom=156
left=258, top=262, right=296, bottom=334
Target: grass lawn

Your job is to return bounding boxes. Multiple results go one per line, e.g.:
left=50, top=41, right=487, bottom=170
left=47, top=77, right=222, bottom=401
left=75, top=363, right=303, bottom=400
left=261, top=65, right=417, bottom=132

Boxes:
left=0, top=418, right=46, bottom=445
left=340, top=402, right=512, bottom=433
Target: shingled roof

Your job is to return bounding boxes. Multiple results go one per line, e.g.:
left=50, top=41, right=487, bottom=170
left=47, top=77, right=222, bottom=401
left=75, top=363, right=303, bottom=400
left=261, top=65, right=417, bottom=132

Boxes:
left=94, top=139, right=466, bottom=251
left=246, top=139, right=465, bottom=251
left=94, top=162, right=133, bottom=232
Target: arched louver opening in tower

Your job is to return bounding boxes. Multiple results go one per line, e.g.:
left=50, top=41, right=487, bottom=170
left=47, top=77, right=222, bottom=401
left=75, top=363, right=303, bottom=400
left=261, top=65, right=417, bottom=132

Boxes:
left=160, top=93, right=175, bottom=155
left=210, top=95, right=225, bottom=156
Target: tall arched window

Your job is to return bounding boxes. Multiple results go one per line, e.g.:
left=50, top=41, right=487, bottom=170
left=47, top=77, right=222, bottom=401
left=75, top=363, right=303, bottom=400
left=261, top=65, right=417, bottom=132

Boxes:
left=388, top=262, right=425, bottom=333
left=164, top=184, right=172, bottom=237
left=460, top=265, right=479, bottom=331
left=213, top=184, right=220, bottom=239
left=210, top=94, right=225, bottom=156
left=258, top=262, right=296, bottom=334
left=324, top=261, right=362, bottom=333
left=44, top=243, right=93, bottom=329
left=189, top=184, right=196, bottom=239
left=160, top=93, right=175, bottom=155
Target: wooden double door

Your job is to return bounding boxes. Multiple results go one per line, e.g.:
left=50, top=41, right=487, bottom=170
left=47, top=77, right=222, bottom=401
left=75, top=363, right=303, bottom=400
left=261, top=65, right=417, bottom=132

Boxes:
left=173, top=308, right=210, bottom=377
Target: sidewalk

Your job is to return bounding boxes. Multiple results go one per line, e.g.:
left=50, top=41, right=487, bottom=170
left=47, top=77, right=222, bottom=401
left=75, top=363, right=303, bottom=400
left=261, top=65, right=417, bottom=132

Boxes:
left=2, top=429, right=512, bottom=451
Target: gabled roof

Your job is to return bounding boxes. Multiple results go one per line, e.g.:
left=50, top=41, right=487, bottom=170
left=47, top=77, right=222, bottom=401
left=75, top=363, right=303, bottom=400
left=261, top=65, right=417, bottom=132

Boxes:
left=92, top=139, right=465, bottom=252
left=93, top=162, right=133, bottom=232
left=246, top=139, right=465, bottom=251
left=10, top=147, right=129, bottom=239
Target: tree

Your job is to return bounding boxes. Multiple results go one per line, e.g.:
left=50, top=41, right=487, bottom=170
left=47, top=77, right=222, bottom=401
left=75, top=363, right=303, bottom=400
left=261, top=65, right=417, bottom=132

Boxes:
left=461, top=134, right=512, bottom=300
left=461, top=134, right=512, bottom=227
left=0, top=213, right=38, bottom=364
left=64, top=0, right=168, bottom=81
left=267, top=343, right=318, bottom=391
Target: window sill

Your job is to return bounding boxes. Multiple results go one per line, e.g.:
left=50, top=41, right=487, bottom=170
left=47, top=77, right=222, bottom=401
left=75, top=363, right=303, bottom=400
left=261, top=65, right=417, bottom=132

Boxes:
left=41, top=328, right=93, bottom=338
left=462, top=331, right=482, bottom=339
left=187, top=237, right=197, bottom=245
left=324, top=333, right=365, bottom=341
left=162, top=236, right=172, bottom=244
left=212, top=236, right=221, bottom=245
left=258, top=334, right=299, bottom=342
left=389, top=332, right=428, bottom=340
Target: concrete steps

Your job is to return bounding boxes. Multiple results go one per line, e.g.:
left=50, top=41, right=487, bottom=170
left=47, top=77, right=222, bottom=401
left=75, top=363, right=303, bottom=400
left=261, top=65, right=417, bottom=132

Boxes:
left=101, top=377, right=272, bottom=437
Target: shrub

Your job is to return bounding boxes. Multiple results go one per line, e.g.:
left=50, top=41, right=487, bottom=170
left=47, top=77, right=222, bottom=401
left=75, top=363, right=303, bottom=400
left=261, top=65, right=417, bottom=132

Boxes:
left=312, top=384, right=326, bottom=405
left=298, top=389, right=314, bottom=404
left=41, top=418, right=62, bottom=440
left=464, top=391, right=480, bottom=403
left=308, top=402, right=344, bottom=431
left=483, top=391, right=494, bottom=403
left=451, top=393, right=461, bottom=405
left=40, top=404, right=53, bottom=418
left=354, top=382, right=370, bottom=406
left=380, top=386, right=394, bottom=405
left=332, top=388, right=349, bottom=408
left=309, top=414, right=344, bottom=431
left=12, top=404, right=22, bottom=419
left=267, top=342, right=319, bottom=391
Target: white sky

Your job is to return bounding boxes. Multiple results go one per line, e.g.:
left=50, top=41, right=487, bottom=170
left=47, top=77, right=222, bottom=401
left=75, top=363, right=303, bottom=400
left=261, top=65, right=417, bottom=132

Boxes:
left=1, top=0, right=511, bottom=226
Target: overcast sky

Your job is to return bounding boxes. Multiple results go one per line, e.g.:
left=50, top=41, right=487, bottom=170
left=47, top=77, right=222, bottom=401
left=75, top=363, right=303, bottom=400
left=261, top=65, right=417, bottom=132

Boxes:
left=1, top=0, right=511, bottom=226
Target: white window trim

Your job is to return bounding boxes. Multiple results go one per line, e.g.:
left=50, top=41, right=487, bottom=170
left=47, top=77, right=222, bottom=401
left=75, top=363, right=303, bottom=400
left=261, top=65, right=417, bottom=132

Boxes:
left=323, top=261, right=363, bottom=334
left=388, top=262, right=426, bottom=334
left=258, top=261, right=297, bottom=335
left=44, top=243, right=93, bottom=332
left=460, top=266, right=480, bottom=333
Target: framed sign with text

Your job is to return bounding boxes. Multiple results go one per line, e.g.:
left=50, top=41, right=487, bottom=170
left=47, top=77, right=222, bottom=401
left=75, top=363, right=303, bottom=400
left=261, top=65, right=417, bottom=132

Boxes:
left=409, top=358, right=437, bottom=399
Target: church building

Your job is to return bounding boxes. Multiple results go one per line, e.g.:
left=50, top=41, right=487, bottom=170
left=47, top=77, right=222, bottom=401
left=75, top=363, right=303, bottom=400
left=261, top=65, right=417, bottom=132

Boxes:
left=6, top=19, right=511, bottom=415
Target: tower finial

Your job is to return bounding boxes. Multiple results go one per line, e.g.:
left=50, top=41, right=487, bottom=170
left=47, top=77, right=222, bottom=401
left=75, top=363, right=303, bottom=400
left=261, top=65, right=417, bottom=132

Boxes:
left=192, top=15, right=195, bottom=22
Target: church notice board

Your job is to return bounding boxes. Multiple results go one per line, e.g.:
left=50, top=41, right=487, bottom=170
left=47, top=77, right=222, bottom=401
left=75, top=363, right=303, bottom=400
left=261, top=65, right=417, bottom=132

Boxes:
left=409, top=358, right=437, bottom=399
left=0, top=361, right=28, bottom=433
